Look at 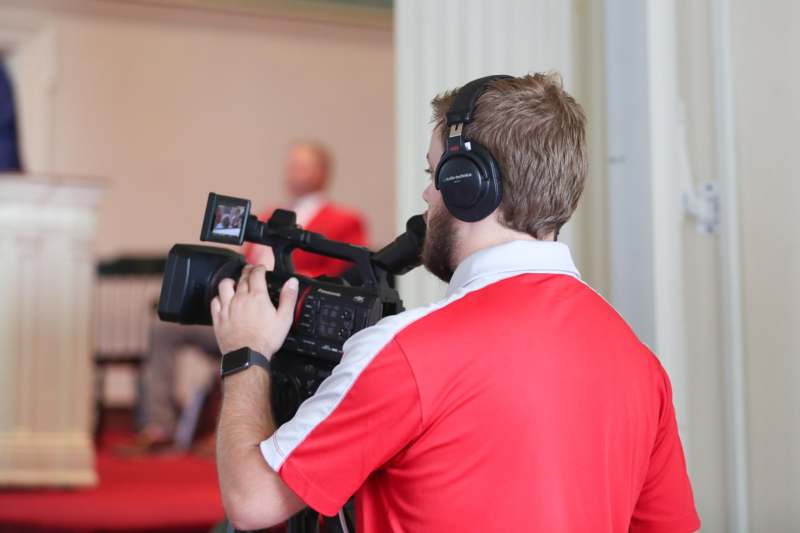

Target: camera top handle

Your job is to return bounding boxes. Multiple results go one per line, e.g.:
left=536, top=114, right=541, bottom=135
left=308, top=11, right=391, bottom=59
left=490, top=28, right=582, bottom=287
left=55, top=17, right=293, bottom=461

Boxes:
left=247, top=209, right=380, bottom=287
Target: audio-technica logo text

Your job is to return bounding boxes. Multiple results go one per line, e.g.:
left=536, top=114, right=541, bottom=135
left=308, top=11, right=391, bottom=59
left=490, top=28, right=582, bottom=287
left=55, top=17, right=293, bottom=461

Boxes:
left=443, top=172, right=472, bottom=183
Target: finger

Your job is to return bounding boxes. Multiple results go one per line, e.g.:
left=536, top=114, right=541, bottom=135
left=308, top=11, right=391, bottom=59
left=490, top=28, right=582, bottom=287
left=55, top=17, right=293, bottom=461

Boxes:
left=276, top=277, right=299, bottom=327
left=238, top=264, right=254, bottom=293
left=210, top=296, right=222, bottom=325
left=218, top=278, right=235, bottom=307
left=249, top=265, right=268, bottom=294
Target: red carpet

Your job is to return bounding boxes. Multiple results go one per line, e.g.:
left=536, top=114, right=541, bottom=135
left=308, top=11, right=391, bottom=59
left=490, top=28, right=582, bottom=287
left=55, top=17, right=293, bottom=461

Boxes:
left=0, top=432, right=224, bottom=533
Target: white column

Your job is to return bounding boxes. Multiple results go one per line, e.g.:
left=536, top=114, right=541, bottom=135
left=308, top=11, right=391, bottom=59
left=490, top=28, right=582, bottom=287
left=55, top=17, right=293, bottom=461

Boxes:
left=604, top=0, right=690, bottom=441
left=0, top=176, right=105, bottom=487
left=395, top=0, right=576, bottom=308
left=711, top=0, right=750, bottom=529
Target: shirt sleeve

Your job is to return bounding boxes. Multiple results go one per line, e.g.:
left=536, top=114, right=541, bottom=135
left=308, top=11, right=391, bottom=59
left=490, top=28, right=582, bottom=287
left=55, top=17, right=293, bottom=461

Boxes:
left=629, top=367, right=701, bottom=533
left=260, top=334, right=421, bottom=516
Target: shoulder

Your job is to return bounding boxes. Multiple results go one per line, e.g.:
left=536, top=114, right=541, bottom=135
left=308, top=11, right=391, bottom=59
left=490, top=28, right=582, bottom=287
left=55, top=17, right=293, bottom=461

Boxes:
left=315, top=202, right=365, bottom=225
left=342, top=282, right=490, bottom=365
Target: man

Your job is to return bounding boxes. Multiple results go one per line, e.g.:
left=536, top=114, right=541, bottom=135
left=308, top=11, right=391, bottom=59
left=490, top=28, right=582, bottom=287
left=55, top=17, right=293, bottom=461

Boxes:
left=244, top=142, right=367, bottom=277
left=130, top=141, right=367, bottom=453
left=211, top=74, right=700, bottom=532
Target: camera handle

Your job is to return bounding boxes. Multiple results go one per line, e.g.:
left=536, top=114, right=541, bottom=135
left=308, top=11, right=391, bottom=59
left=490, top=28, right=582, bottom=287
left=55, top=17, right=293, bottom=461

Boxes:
left=246, top=210, right=379, bottom=287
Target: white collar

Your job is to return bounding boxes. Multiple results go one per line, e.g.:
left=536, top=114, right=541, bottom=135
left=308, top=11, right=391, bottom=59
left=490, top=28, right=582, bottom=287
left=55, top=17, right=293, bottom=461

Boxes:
left=446, top=240, right=581, bottom=297
left=290, top=193, right=327, bottom=226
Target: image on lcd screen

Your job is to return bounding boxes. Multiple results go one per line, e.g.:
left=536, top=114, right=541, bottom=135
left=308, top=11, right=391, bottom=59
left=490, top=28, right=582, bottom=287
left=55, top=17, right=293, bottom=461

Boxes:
left=212, top=204, right=245, bottom=237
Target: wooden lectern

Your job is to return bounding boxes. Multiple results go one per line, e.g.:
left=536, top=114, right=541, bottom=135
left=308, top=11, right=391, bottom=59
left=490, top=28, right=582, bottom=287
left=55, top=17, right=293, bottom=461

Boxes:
left=0, top=175, right=104, bottom=487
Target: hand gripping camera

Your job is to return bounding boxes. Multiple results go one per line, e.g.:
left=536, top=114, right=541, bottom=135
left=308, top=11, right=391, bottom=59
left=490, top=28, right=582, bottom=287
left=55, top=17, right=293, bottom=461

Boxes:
left=157, top=193, right=425, bottom=426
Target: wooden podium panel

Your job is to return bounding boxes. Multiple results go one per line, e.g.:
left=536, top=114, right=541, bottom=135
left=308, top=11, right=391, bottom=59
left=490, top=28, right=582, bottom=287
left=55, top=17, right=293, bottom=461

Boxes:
left=0, top=175, right=104, bottom=487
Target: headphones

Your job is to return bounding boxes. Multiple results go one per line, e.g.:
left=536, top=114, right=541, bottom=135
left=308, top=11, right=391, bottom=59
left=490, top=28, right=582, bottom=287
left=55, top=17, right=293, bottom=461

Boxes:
left=434, top=74, right=512, bottom=222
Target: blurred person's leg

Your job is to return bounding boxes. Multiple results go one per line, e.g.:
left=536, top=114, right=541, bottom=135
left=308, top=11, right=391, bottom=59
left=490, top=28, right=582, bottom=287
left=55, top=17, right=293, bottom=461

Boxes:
left=126, top=321, right=219, bottom=453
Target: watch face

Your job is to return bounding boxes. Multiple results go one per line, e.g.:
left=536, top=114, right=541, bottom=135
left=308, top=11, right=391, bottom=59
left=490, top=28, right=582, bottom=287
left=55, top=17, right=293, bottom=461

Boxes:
left=222, top=348, right=251, bottom=375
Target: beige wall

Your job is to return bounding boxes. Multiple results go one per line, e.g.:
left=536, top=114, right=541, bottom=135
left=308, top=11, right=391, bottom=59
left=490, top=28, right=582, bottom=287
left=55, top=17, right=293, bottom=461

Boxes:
left=733, top=0, right=800, bottom=529
left=13, top=2, right=395, bottom=257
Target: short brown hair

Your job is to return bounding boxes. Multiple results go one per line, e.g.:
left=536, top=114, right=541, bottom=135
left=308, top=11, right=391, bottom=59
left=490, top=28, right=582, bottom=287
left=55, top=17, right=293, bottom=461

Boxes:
left=431, top=73, right=586, bottom=238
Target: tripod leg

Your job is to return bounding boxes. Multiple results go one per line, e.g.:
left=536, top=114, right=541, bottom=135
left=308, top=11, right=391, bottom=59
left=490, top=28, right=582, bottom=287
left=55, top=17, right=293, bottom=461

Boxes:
left=321, top=499, right=355, bottom=533
left=321, top=513, right=347, bottom=533
left=286, top=508, right=321, bottom=533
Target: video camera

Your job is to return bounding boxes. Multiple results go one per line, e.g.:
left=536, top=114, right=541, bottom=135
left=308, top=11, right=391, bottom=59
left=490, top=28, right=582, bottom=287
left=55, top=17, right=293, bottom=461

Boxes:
left=157, top=193, right=426, bottom=425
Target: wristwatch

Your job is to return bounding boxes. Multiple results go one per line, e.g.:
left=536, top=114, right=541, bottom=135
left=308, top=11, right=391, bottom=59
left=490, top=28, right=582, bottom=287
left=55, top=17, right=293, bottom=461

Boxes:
left=220, top=347, right=271, bottom=378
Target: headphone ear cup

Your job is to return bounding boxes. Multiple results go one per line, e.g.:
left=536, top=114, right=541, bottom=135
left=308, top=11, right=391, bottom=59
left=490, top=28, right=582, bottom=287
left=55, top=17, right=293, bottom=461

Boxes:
left=435, top=143, right=503, bottom=222
left=436, top=154, right=485, bottom=212
left=470, top=142, right=503, bottom=220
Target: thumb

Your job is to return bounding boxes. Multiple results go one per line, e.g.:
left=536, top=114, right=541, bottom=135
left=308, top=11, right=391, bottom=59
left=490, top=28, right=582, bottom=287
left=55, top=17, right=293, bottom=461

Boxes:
left=276, top=277, right=299, bottom=327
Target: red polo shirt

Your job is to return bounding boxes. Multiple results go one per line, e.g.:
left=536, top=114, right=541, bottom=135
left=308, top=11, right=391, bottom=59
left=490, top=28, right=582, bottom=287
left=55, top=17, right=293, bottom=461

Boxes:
left=261, top=240, right=700, bottom=532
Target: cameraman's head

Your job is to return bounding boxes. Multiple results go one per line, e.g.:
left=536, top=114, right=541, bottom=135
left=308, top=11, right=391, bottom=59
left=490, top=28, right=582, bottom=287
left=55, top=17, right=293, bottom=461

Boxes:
left=422, top=73, right=587, bottom=282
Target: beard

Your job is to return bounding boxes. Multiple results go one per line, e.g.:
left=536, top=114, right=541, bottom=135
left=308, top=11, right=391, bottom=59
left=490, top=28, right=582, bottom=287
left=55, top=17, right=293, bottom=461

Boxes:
left=421, top=206, right=458, bottom=283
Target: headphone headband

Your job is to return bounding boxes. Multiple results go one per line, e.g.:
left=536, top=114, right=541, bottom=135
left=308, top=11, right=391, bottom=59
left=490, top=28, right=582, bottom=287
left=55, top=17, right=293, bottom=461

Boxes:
left=445, top=75, right=513, bottom=126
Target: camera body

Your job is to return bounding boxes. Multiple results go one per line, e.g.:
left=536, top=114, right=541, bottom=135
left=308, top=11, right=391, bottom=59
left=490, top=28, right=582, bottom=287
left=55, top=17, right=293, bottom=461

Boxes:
left=158, top=193, right=422, bottom=423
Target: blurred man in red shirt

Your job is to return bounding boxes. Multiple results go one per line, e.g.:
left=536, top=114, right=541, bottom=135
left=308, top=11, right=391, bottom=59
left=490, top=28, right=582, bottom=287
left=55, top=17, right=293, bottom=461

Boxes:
left=244, top=142, right=367, bottom=276
left=125, top=141, right=367, bottom=454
